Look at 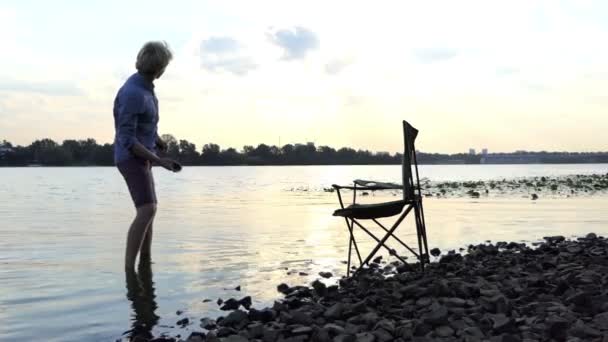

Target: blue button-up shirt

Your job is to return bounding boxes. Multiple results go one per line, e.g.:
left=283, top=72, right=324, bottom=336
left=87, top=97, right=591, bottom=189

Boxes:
left=113, top=73, right=159, bottom=164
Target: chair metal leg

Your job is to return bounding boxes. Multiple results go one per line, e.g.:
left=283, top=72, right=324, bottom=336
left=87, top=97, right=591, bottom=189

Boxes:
left=419, top=202, right=430, bottom=264
left=350, top=219, right=409, bottom=270
left=371, top=218, right=419, bottom=257
left=414, top=202, right=425, bottom=271
left=345, top=217, right=364, bottom=276
left=346, top=220, right=353, bottom=277
left=349, top=218, right=363, bottom=265
left=353, top=205, right=413, bottom=274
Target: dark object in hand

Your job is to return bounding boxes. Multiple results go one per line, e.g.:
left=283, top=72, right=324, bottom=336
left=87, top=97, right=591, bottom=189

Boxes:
left=172, top=162, right=182, bottom=172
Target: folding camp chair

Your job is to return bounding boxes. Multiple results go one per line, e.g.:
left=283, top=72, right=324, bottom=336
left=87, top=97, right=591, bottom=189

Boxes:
left=332, top=120, right=430, bottom=276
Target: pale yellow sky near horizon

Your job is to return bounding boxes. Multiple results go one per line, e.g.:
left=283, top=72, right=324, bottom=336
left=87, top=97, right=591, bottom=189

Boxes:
left=0, top=1, right=607, bottom=153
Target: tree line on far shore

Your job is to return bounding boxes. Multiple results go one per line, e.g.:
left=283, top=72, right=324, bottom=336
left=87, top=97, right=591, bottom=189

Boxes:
left=1, top=136, right=607, bottom=166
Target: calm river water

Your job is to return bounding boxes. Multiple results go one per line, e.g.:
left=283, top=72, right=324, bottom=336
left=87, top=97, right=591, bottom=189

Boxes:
left=1, top=164, right=607, bottom=341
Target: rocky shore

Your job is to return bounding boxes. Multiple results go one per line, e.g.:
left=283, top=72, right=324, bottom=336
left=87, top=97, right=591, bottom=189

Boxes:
left=141, top=233, right=608, bottom=342
left=312, top=173, right=608, bottom=199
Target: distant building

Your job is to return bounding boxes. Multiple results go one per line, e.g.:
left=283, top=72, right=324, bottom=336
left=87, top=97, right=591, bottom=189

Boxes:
left=468, top=148, right=476, bottom=155
left=482, top=148, right=488, bottom=155
left=443, top=159, right=466, bottom=164
left=480, top=153, right=541, bottom=164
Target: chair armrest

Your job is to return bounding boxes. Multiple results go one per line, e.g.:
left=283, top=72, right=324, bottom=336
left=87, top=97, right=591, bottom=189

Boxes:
left=353, top=179, right=402, bottom=190
left=332, top=184, right=358, bottom=190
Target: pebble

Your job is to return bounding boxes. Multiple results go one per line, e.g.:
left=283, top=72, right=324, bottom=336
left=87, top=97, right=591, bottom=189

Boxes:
left=176, top=318, right=189, bottom=327
left=220, top=298, right=240, bottom=311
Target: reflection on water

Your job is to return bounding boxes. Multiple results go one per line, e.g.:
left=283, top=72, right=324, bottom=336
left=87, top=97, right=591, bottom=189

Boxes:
left=124, top=263, right=159, bottom=341
left=0, top=164, right=607, bottom=341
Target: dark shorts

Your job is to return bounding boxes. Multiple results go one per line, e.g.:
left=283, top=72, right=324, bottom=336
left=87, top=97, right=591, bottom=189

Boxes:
left=117, top=158, right=157, bottom=208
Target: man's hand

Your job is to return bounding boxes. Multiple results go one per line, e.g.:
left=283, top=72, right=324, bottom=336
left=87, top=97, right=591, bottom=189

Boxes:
left=159, top=157, right=182, bottom=172
left=155, top=137, right=168, bottom=153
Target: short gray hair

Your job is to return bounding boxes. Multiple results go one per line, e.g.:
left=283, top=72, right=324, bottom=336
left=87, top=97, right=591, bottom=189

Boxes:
left=135, top=41, right=173, bottom=75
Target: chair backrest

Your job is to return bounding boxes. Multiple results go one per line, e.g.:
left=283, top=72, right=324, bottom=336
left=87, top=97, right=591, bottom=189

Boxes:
left=402, top=120, right=419, bottom=200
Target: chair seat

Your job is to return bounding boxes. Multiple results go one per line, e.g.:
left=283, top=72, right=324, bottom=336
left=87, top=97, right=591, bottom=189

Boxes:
left=333, top=200, right=408, bottom=219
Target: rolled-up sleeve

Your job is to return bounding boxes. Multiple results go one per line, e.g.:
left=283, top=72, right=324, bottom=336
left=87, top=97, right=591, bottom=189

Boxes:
left=116, top=92, right=144, bottom=150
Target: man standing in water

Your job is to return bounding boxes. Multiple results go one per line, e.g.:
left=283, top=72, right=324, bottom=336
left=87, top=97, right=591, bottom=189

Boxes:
left=114, top=41, right=181, bottom=270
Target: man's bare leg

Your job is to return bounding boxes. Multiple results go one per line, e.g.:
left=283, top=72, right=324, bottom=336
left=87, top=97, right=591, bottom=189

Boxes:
left=125, top=203, right=157, bottom=270
left=139, top=221, right=153, bottom=264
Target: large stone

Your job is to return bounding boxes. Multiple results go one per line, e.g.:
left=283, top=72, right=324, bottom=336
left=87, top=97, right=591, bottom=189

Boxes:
left=239, top=296, right=252, bottom=309
left=223, top=336, right=248, bottom=342
left=344, top=323, right=361, bottom=335
left=200, top=317, right=217, bottom=329
left=248, top=323, right=265, bottom=338
left=220, top=298, right=241, bottom=311
left=176, top=317, right=190, bottom=327
left=205, top=332, right=220, bottom=342
left=569, top=319, right=602, bottom=338
left=282, top=336, right=308, bottom=342
left=491, top=314, right=514, bottom=334
left=313, top=279, right=328, bottom=296
left=358, top=312, right=380, bottom=326
left=546, top=315, right=569, bottom=339
left=482, top=295, right=509, bottom=314
left=219, top=309, right=248, bottom=328
left=435, top=325, right=454, bottom=337
left=592, top=312, right=608, bottom=330
left=373, top=320, right=395, bottom=334
left=421, top=305, right=448, bottom=326
left=291, top=310, right=314, bottom=325
left=292, top=326, right=314, bottom=335
left=216, top=326, right=237, bottom=337
left=277, top=283, right=290, bottom=294
left=186, top=332, right=206, bottom=342
left=462, top=326, right=484, bottom=338
left=372, top=329, right=393, bottom=342
left=249, top=308, right=276, bottom=323
left=262, top=327, right=280, bottom=342
left=355, top=332, right=375, bottom=342
left=333, top=334, right=357, bottom=342
left=416, top=297, right=432, bottom=307
left=325, top=303, right=345, bottom=320
left=324, top=323, right=346, bottom=335
left=543, top=235, right=565, bottom=244
left=444, top=297, right=467, bottom=307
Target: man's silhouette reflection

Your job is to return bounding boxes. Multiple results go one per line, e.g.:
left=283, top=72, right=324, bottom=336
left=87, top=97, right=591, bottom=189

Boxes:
left=125, top=262, right=159, bottom=341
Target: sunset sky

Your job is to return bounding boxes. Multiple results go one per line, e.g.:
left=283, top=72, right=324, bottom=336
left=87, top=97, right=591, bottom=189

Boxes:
left=1, top=1, right=607, bottom=153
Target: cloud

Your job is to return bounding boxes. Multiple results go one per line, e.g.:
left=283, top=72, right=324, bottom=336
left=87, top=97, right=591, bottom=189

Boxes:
left=583, top=71, right=608, bottom=81
left=496, top=67, right=520, bottom=76
left=268, top=26, right=319, bottom=60
left=412, top=48, right=458, bottom=63
left=325, top=59, right=352, bottom=75
left=524, top=82, right=551, bottom=93
left=0, top=79, right=83, bottom=96
left=200, top=36, right=257, bottom=76
left=202, top=57, right=257, bottom=76
left=344, top=95, right=366, bottom=107
left=201, top=37, right=240, bottom=54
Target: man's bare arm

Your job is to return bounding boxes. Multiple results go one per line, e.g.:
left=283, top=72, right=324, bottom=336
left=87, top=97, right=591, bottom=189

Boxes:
left=131, top=142, right=181, bottom=172
left=131, top=142, right=161, bottom=163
